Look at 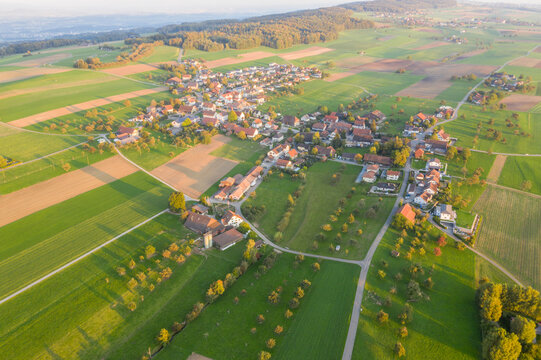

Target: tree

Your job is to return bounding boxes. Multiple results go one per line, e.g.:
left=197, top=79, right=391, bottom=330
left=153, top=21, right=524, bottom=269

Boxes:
left=521, top=180, right=532, bottom=192
left=168, top=191, right=186, bottom=212
left=446, top=146, right=457, bottom=160
left=394, top=342, right=406, bottom=358
left=145, top=245, right=156, bottom=259
left=433, top=247, right=442, bottom=256
left=399, top=326, right=408, bottom=338
left=398, top=304, right=413, bottom=324
left=285, top=309, right=293, bottom=319
left=127, top=277, right=138, bottom=290
left=354, top=153, right=363, bottom=163
left=510, top=315, right=536, bottom=344
left=258, top=351, right=272, bottom=360
left=482, top=327, right=522, bottom=360
left=0, top=156, right=7, bottom=168
left=243, top=239, right=257, bottom=262
left=274, top=325, right=284, bottom=335
left=237, top=131, right=246, bottom=140
left=378, top=270, right=386, bottom=280
left=228, top=110, right=238, bottom=122
left=157, top=328, right=171, bottom=346
left=295, top=287, right=305, bottom=299
left=376, top=310, right=389, bottom=323
left=392, top=214, right=413, bottom=230
left=312, top=262, right=320, bottom=271
left=266, top=338, right=276, bottom=349
left=348, top=214, right=355, bottom=224
left=62, top=163, right=71, bottom=172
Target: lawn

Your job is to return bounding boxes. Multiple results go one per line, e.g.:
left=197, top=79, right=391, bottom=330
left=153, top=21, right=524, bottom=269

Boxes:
left=209, top=137, right=265, bottom=162
left=352, top=224, right=481, bottom=359
left=0, top=171, right=171, bottom=299
left=450, top=179, right=487, bottom=211
left=0, top=142, right=115, bottom=194
left=158, top=253, right=358, bottom=360
left=245, top=161, right=396, bottom=259
left=434, top=151, right=495, bottom=179
left=0, top=213, right=246, bottom=360
left=140, top=45, right=180, bottom=63
left=0, top=78, right=153, bottom=123
left=445, top=106, right=541, bottom=154
left=472, top=186, right=541, bottom=290
left=497, top=156, right=541, bottom=195
left=0, top=126, right=84, bottom=162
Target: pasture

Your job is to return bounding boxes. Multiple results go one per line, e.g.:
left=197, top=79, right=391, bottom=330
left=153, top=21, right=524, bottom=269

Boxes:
left=352, top=225, right=481, bottom=359
left=473, top=186, right=541, bottom=289
left=158, top=253, right=358, bottom=360
left=0, top=213, right=243, bottom=360
left=435, top=151, right=495, bottom=179
left=0, top=171, right=171, bottom=299
left=497, top=156, right=541, bottom=195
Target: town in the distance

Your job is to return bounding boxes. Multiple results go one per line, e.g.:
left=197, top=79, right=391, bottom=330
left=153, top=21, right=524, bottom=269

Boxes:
left=0, top=0, right=539, bottom=359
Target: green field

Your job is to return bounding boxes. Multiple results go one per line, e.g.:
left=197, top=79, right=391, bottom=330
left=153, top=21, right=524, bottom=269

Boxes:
left=497, top=156, right=541, bottom=195
left=472, top=186, right=541, bottom=290
left=436, top=79, right=476, bottom=102
left=352, top=224, right=481, bottom=359
left=245, top=161, right=396, bottom=259
left=445, top=106, right=541, bottom=154
left=158, top=253, right=358, bottom=360
left=0, top=171, right=171, bottom=298
left=0, top=213, right=247, bottom=360
left=139, top=45, right=180, bottom=63
left=209, top=137, right=265, bottom=162
left=457, top=41, right=537, bottom=66
left=0, top=126, right=84, bottom=162
left=436, top=151, right=495, bottom=179
left=0, top=142, right=115, bottom=194
left=450, top=180, right=487, bottom=211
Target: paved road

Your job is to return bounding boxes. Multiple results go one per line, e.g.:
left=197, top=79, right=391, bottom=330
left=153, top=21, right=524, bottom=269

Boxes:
left=0, top=209, right=168, bottom=306
left=428, top=218, right=523, bottom=287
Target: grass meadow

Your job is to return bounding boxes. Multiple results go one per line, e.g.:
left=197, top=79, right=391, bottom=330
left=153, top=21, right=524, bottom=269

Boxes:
left=497, top=156, right=541, bottom=195
left=158, top=253, right=358, bottom=360
left=472, top=186, right=541, bottom=289
left=0, top=213, right=245, bottom=360
left=0, top=171, right=170, bottom=299
left=352, top=224, right=481, bottom=359
left=0, top=143, right=115, bottom=194
left=435, top=151, right=495, bottom=179
left=0, top=78, right=153, bottom=123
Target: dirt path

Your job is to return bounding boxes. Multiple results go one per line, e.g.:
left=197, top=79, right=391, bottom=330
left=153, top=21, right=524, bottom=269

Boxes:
left=150, top=135, right=238, bottom=199
left=7, top=86, right=167, bottom=128
left=487, top=155, right=507, bottom=183
left=0, top=155, right=138, bottom=227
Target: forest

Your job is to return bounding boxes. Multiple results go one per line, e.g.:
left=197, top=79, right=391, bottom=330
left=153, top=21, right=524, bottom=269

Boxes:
left=342, top=0, right=457, bottom=12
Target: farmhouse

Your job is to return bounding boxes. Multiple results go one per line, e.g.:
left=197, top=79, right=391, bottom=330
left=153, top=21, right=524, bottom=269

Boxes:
left=427, top=158, right=442, bottom=170
left=386, top=170, right=400, bottom=181
left=363, top=154, right=393, bottom=166
left=115, top=126, right=139, bottom=145
left=212, top=228, right=244, bottom=251
left=414, top=148, right=425, bottom=159
left=314, top=145, right=336, bottom=158
left=367, top=110, right=386, bottom=122
left=267, top=144, right=290, bottom=159
left=166, top=77, right=182, bottom=86
left=282, top=115, right=300, bottom=127
left=221, top=210, right=243, bottom=227
left=276, top=158, right=293, bottom=170
left=397, top=203, right=416, bottom=224
left=184, top=212, right=225, bottom=235
left=362, top=171, right=377, bottom=183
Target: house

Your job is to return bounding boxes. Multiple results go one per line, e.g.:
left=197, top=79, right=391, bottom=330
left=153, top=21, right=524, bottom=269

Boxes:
left=404, top=124, right=422, bottom=136
left=252, top=118, right=263, bottom=129
left=221, top=210, right=243, bottom=227
left=427, top=158, right=442, bottom=170
left=362, top=171, right=377, bottom=183
left=363, top=154, right=393, bottom=166
left=166, top=77, right=182, bottom=86
left=413, top=112, right=430, bottom=125
left=212, top=228, right=244, bottom=250
left=220, top=177, right=236, bottom=188
left=407, top=183, right=416, bottom=196
left=426, top=139, right=449, bottom=154
left=375, top=182, right=397, bottom=192
left=386, top=170, right=400, bottom=181
left=414, top=191, right=432, bottom=207
left=260, top=137, right=273, bottom=147
left=353, top=118, right=366, bottom=129
left=314, top=145, right=336, bottom=158
left=366, top=164, right=380, bottom=173
left=203, top=102, right=216, bottom=112
left=414, top=148, right=425, bottom=159
left=435, top=204, right=456, bottom=222
left=437, top=129, right=450, bottom=142
left=202, top=117, right=219, bottom=127
left=191, top=204, right=209, bottom=215
left=323, top=115, right=339, bottom=124
left=312, top=122, right=326, bottom=132
left=267, top=144, right=290, bottom=159
left=288, top=149, right=298, bottom=159
left=243, top=128, right=258, bottom=139
left=367, top=110, right=386, bottom=122
left=184, top=212, right=224, bottom=235
left=276, top=159, right=293, bottom=170
left=178, top=105, right=197, bottom=114
left=282, top=115, right=300, bottom=127
left=115, top=126, right=139, bottom=145
left=397, top=203, right=416, bottom=224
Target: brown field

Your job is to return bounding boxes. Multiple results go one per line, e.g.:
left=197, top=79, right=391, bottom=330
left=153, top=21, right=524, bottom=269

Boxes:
left=487, top=155, right=507, bottom=183
left=395, top=63, right=497, bottom=99
left=150, top=135, right=238, bottom=198
left=378, top=35, right=395, bottom=41
left=8, top=86, right=168, bottom=127
left=0, top=155, right=137, bottom=227
left=473, top=186, right=541, bottom=290
left=14, top=53, right=72, bottom=67
left=413, top=27, right=441, bottom=33
left=499, top=94, right=541, bottom=112
left=452, top=49, right=487, bottom=62
left=0, top=67, right=71, bottom=84
left=414, top=41, right=450, bottom=51
left=508, top=57, right=541, bottom=68
left=535, top=46, right=541, bottom=53
left=278, top=46, right=334, bottom=60
left=336, top=55, right=379, bottom=68
left=100, top=63, right=160, bottom=76
left=325, top=72, right=358, bottom=82
left=204, top=51, right=275, bottom=69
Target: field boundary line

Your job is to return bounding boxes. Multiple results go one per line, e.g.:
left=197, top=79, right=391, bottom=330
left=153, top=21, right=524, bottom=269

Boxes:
left=0, top=209, right=168, bottom=306
left=488, top=183, right=541, bottom=200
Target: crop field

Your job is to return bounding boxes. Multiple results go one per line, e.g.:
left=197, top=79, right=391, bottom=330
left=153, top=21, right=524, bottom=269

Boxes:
left=498, top=156, right=541, bottom=195
left=0, top=143, right=115, bottom=194
left=158, top=253, right=358, bottom=360
left=435, top=79, right=477, bottom=102
left=139, top=45, right=180, bottom=63
left=0, top=126, right=84, bottom=162
left=0, top=171, right=171, bottom=299
left=209, top=137, right=265, bottom=162
left=0, top=78, right=154, bottom=123
left=0, top=213, right=245, bottom=360
left=352, top=225, right=481, bottom=359
left=445, top=106, right=541, bottom=154
left=457, top=41, right=538, bottom=66
left=472, top=186, right=541, bottom=289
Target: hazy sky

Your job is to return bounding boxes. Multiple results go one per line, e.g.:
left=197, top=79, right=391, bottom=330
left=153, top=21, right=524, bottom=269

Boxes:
left=0, top=0, right=538, bottom=18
